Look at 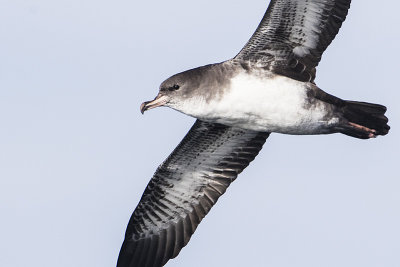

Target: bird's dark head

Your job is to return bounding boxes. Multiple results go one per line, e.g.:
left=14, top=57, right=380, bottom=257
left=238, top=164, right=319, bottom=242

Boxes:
left=140, top=65, right=214, bottom=114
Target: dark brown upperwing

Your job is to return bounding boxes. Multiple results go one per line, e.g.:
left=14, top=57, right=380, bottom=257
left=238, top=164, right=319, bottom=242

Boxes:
left=117, top=120, right=269, bottom=267
left=234, top=0, right=351, bottom=82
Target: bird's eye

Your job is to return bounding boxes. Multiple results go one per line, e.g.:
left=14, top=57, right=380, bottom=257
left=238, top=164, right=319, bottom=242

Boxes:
left=169, top=84, right=180, bottom=91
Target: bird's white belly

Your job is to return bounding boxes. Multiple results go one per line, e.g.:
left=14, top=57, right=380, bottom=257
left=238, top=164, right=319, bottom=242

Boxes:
left=179, top=73, right=334, bottom=134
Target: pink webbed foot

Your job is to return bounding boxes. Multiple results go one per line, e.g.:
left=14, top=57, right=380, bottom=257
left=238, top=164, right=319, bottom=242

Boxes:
left=348, top=122, right=377, bottom=138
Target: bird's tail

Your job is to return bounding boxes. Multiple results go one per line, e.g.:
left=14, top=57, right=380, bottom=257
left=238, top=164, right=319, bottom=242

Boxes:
left=337, top=101, right=390, bottom=139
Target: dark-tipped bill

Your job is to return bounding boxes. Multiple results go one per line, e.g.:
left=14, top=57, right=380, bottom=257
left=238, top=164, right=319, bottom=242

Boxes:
left=140, top=94, right=169, bottom=114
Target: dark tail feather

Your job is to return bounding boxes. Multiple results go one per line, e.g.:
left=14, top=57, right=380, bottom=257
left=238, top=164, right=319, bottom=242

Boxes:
left=338, top=101, right=390, bottom=139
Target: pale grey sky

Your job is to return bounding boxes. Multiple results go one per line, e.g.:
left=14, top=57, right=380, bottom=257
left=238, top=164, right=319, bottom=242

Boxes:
left=0, top=1, right=399, bottom=267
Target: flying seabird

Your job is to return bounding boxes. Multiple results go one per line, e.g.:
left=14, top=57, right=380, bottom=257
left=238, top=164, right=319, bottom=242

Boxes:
left=118, top=1, right=390, bottom=266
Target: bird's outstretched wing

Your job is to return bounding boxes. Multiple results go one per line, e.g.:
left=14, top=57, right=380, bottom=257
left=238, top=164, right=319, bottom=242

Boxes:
left=117, top=120, right=269, bottom=267
left=234, top=0, right=351, bottom=82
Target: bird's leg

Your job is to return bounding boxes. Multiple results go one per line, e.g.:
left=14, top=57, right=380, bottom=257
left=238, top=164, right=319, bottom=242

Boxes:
left=348, top=122, right=376, bottom=138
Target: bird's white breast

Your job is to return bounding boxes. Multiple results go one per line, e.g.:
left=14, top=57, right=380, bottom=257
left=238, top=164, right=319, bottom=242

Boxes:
left=175, top=71, right=335, bottom=134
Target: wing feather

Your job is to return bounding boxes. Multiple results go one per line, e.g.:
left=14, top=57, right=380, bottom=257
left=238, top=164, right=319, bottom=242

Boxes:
left=234, top=0, right=352, bottom=82
left=117, top=120, right=269, bottom=267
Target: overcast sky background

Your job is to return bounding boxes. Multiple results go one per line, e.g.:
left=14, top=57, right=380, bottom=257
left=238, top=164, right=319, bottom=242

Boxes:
left=1, top=0, right=399, bottom=266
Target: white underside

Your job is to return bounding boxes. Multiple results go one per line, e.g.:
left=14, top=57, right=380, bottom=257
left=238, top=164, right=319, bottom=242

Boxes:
left=171, top=71, right=339, bottom=134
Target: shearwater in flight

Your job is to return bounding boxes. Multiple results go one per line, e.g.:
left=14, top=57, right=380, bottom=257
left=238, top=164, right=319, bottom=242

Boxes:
left=117, top=1, right=389, bottom=266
